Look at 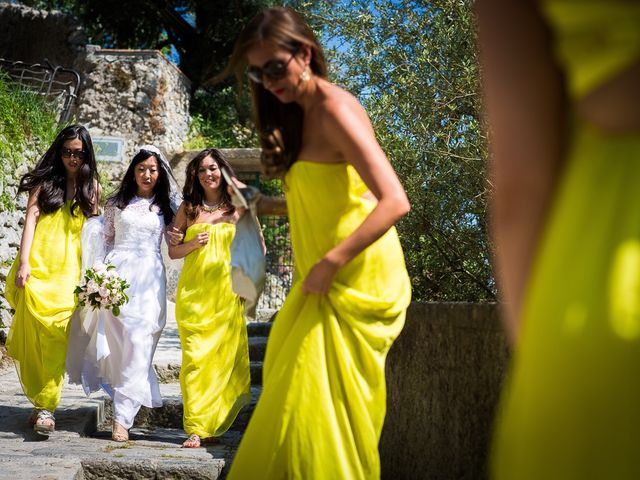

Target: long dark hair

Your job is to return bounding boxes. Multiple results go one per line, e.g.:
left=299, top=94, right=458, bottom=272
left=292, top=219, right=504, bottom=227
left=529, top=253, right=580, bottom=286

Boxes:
left=107, top=149, right=174, bottom=225
left=183, top=148, right=236, bottom=221
left=18, top=124, right=98, bottom=217
left=219, top=6, right=328, bottom=178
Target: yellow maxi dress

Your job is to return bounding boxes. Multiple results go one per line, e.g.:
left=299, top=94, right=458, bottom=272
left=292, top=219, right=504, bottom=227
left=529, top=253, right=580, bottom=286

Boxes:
left=5, top=200, right=84, bottom=411
left=175, top=222, right=251, bottom=438
left=228, top=161, right=411, bottom=479
left=492, top=1, right=640, bottom=478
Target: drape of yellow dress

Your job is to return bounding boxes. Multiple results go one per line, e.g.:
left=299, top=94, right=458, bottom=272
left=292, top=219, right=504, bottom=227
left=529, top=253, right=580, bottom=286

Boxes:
left=228, top=161, right=411, bottom=480
left=492, top=2, right=640, bottom=478
left=5, top=200, right=84, bottom=411
left=175, top=222, right=251, bottom=438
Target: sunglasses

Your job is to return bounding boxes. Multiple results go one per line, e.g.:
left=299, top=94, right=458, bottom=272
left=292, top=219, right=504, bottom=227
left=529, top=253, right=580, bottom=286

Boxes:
left=247, top=51, right=297, bottom=84
left=61, top=148, right=86, bottom=160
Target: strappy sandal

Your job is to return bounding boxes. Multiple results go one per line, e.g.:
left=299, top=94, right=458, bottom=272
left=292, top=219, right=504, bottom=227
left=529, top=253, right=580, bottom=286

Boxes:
left=112, top=420, right=129, bottom=442
left=33, top=409, right=55, bottom=436
left=182, top=433, right=201, bottom=448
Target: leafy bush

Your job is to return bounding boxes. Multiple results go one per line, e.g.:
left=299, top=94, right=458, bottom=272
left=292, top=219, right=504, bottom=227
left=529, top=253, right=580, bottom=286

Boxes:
left=0, top=73, right=59, bottom=210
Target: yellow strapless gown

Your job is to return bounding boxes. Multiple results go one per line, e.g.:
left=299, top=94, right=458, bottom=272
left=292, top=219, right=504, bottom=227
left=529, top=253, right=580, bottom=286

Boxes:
left=492, top=1, right=640, bottom=478
left=227, top=161, right=411, bottom=479
left=175, top=222, right=251, bottom=438
left=5, top=201, right=84, bottom=411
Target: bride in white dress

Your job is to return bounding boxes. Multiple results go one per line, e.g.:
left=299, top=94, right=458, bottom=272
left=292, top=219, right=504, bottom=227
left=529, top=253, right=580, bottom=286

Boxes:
left=67, top=145, right=179, bottom=441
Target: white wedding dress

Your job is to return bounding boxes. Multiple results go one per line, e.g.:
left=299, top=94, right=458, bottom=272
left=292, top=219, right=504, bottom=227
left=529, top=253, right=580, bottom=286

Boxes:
left=67, top=196, right=167, bottom=428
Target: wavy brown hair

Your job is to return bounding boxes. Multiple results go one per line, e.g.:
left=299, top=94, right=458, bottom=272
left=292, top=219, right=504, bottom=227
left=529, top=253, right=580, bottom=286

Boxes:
left=217, top=6, right=328, bottom=178
left=182, top=148, right=236, bottom=221
left=18, top=124, right=98, bottom=217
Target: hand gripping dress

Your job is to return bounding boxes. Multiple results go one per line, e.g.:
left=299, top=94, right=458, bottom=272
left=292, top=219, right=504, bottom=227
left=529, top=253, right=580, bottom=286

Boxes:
left=175, top=222, right=251, bottom=439
left=5, top=200, right=84, bottom=411
left=492, top=1, right=640, bottom=478
left=69, top=197, right=167, bottom=428
left=228, top=161, right=411, bottom=479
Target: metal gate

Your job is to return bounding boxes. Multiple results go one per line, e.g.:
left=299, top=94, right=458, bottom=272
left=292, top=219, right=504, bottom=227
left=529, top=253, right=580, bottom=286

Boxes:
left=0, top=58, right=80, bottom=125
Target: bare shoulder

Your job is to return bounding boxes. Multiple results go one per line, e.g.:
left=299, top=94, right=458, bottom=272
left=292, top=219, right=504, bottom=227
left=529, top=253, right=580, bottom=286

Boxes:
left=315, top=83, right=374, bottom=144
left=318, top=82, right=367, bottom=122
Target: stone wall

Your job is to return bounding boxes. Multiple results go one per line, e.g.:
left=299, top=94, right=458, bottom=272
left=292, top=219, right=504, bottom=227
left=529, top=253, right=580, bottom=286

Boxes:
left=380, top=302, right=510, bottom=480
left=0, top=155, right=34, bottom=328
left=76, top=48, right=191, bottom=184
left=0, top=3, right=86, bottom=69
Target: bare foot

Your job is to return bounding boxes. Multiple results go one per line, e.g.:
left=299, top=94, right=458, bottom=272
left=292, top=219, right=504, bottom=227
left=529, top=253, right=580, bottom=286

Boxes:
left=182, top=434, right=201, bottom=448
left=112, top=421, right=129, bottom=442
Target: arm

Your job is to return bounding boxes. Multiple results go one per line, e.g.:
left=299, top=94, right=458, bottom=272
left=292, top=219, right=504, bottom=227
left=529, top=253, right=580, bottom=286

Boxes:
left=257, top=195, right=287, bottom=216
left=475, top=0, right=566, bottom=343
left=14, top=189, right=41, bottom=288
left=303, top=97, right=410, bottom=294
left=167, top=202, right=209, bottom=259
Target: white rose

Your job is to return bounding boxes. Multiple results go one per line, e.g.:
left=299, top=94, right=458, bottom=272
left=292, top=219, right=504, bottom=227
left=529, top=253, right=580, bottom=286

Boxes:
left=92, top=262, right=108, bottom=274
left=86, top=279, right=99, bottom=294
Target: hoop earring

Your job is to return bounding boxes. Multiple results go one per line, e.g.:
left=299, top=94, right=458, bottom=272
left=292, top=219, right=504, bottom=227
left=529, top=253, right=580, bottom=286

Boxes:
left=299, top=66, right=311, bottom=82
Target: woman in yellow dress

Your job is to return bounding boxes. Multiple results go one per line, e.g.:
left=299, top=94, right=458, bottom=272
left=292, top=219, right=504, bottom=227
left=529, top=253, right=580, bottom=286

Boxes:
left=476, top=0, right=640, bottom=477
left=169, top=148, right=252, bottom=448
left=218, top=7, right=411, bottom=478
left=5, top=124, right=99, bottom=436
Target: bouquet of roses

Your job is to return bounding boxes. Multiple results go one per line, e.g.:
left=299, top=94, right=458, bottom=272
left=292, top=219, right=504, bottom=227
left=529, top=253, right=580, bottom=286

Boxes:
left=75, top=262, right=130, bottom=316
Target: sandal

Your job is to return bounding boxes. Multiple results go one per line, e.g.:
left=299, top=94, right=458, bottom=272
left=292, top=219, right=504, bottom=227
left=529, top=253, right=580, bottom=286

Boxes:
left=33, top=409, right=55, bottom=436
left=112, top=420, right=129, bottom=442
left=182, top=433, right=201, bottom=448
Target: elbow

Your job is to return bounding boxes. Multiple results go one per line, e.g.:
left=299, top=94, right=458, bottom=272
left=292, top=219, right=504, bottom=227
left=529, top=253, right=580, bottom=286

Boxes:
left=392, top=193, right=411, bottom=222
left=168, top=249, right=178, bottom=260
left=399, top=195, right=411, bottom=218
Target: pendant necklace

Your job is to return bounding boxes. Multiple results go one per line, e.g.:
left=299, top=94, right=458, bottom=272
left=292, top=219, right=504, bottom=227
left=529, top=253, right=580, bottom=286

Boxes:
left=201, top=199, right=222, bottom=213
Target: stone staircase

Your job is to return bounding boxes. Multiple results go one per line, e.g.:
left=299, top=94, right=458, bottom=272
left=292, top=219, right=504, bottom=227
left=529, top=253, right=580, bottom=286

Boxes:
left=0, top=303, right=273, bottom=480
left=85, top=318, right=272, bottom=479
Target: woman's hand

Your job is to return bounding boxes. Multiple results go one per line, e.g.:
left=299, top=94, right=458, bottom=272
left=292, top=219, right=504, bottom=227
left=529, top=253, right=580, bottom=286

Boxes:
left=166, top=226, right=184, bottom=246
left=15, top=263, right=31, bottom=288
left=302, top=257, right=340, bottom=295
left=190, top=232, right=209, bottom=248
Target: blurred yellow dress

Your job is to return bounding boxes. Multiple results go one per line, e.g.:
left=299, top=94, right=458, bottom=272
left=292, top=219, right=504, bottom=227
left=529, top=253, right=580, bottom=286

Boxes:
left=492, top=1, right=640, bottom=478
left=175, top=222, right=251, bottom=438
left=5, top=200, right=84, bottom=411
left=228, top=161, right=411, bottom=479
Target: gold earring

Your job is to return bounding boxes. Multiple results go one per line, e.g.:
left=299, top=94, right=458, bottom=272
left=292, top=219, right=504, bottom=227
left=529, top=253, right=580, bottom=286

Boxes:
left=300, top=66, right=311, bottom=82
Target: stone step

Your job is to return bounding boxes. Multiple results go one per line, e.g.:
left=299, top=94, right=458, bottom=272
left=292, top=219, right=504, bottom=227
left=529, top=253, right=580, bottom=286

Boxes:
left=250, top=361, right=263, bottom=386
left=123, top=385, right=262, bottom=433
left=246, top=321, right=273, bottom=337
left=248, top=335, right=268, bottom=361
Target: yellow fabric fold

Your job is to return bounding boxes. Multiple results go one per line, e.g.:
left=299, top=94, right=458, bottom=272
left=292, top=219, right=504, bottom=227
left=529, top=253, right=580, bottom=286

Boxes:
left=5, top=201, right=84, bottom=410
left=542, top=0, right=640, bottom=99
left=492, top=123, right=640, bottom=478
left=228, top=161, right=411, bottom=479
left=175, top=222, right=251, bottom=438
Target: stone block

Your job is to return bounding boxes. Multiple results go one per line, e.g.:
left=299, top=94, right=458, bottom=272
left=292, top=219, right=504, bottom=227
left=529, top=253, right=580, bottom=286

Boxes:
left=380, top=302, right=510, bottom=480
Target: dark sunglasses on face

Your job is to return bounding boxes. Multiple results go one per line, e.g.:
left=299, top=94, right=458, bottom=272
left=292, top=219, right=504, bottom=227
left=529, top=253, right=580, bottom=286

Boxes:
left=247, top=51, right=297, bottom=84
left=61, top=148, right=86, bottom=161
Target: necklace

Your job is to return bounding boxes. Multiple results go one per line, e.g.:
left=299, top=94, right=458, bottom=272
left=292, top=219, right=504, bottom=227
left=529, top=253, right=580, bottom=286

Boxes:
left=201, top=200, right=223, bottom=213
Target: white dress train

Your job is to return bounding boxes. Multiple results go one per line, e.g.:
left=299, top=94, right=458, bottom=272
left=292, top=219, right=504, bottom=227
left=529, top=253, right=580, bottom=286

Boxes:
left=67, top=196, right=167, bottom=428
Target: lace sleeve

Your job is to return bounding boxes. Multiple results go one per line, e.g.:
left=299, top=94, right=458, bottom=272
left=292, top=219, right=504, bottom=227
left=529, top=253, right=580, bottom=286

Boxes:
left=103, top=203, right=117, bottom=254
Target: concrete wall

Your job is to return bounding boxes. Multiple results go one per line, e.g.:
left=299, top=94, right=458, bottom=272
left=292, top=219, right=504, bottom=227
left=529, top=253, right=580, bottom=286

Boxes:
left=380, top=302, right=510, bottom=480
